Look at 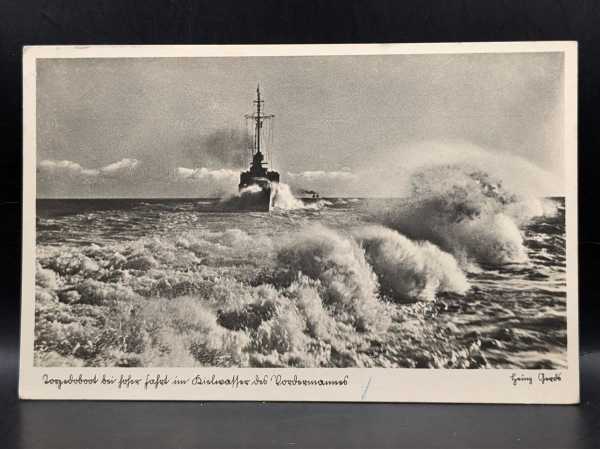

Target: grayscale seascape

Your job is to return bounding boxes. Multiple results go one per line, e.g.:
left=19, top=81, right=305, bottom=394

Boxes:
left=33, top=53, right=568, bottom=369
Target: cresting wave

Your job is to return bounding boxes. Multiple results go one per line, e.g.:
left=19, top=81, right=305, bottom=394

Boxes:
left=271, top=183, right=333, bottom=210
left=271, top=183, right=305, bottom=210
left=371, top=165, right=557, bottom=267
left=351, top=225, right=469, bottom=302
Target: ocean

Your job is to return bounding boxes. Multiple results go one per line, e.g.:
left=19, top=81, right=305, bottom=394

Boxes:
left=34, top=176, right=567, bottom=369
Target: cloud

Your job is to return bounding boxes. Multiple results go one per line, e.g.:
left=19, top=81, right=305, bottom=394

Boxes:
left=175, top=167, right=238, bottom=183
left=38, top=159, right=100, bottom=178
left=37, top=158, right=241, bottom=198
left=38, top=158, right=142, bottom=197
left=38, top=158, right=140, bottom=179
left=99, top=158, right=140, bottom=177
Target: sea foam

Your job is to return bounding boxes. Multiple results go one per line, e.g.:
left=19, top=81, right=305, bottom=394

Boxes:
left=373, top=165, right=549, bottom=266
left=352, top=225, right=469, bottom=302
left=35, top=220, right=472, bottom=368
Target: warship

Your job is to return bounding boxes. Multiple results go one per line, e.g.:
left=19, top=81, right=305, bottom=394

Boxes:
left=238, top=85, right=280, bottom=211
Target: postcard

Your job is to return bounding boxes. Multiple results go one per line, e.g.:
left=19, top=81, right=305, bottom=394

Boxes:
left=20, top=42, right=578, bottom=402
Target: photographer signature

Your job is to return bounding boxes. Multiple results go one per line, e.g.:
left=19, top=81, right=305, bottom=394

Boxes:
left=510, top=372, right=562, bottom=386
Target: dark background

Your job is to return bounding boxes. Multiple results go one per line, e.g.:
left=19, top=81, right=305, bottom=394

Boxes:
left=1, top=1, right=599, bottom=448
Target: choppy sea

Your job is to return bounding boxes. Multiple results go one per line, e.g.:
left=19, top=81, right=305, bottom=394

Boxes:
left=34, top=180, right=567, bottom=369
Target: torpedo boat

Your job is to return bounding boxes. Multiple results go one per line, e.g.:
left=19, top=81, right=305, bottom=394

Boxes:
left=238, top=85, right=280, bottom=211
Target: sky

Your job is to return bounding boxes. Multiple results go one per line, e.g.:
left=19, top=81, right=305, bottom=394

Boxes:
left=36, top=52, right=565, bottom=198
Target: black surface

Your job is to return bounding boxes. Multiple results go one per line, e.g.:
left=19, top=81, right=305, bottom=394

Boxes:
left=1, top=1, right=599, bottom=448
left=0, top=349, right=598, bottom=449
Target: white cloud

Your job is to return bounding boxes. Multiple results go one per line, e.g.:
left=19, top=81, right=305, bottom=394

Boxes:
left=174, top=167, right=196, bottom=179
left=100, top=158, right=140, bottom=177
left=38, top=160, right=99, bottom=177
left=38, top=158, right=143, bottom=197
left=38, top=159, right=242, bottom=198
left=38, top=158, right=140, bottom=179
left=175, top=167, right=238, bottom=183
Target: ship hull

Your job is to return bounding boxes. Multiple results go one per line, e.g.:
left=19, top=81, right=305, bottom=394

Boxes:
left=237, top=184, right=273, bottom=212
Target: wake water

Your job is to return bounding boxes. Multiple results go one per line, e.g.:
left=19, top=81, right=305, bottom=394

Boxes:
left=35, top=175, right=566, bottom=369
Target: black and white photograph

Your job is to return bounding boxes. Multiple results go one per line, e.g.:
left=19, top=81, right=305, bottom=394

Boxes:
left=20, top=43, right=579, bottom=402
left=30, top=47, right=571, bottom=369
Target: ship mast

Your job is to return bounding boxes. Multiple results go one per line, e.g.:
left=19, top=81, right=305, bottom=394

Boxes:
left=246, top=84, right=274, bottom=165
left=255, top=85, right=262, bottom=156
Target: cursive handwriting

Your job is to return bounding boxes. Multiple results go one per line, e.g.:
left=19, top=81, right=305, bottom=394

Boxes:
left=510, top=373, right=533, bottom=386
left=510, top=372, right=563, bottom=386
left=538, top=372, right=562, bottom=384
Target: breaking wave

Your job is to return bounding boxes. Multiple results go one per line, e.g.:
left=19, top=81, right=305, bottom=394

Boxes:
left=352, top=225, right=469, bottom=302
left=271, top=183, right=305, bottom=210
left=272, top=183, right=332, bottom=211
left=372, top=165, right=555, bottom=267
left=276, top=225, right=387, bottom=332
